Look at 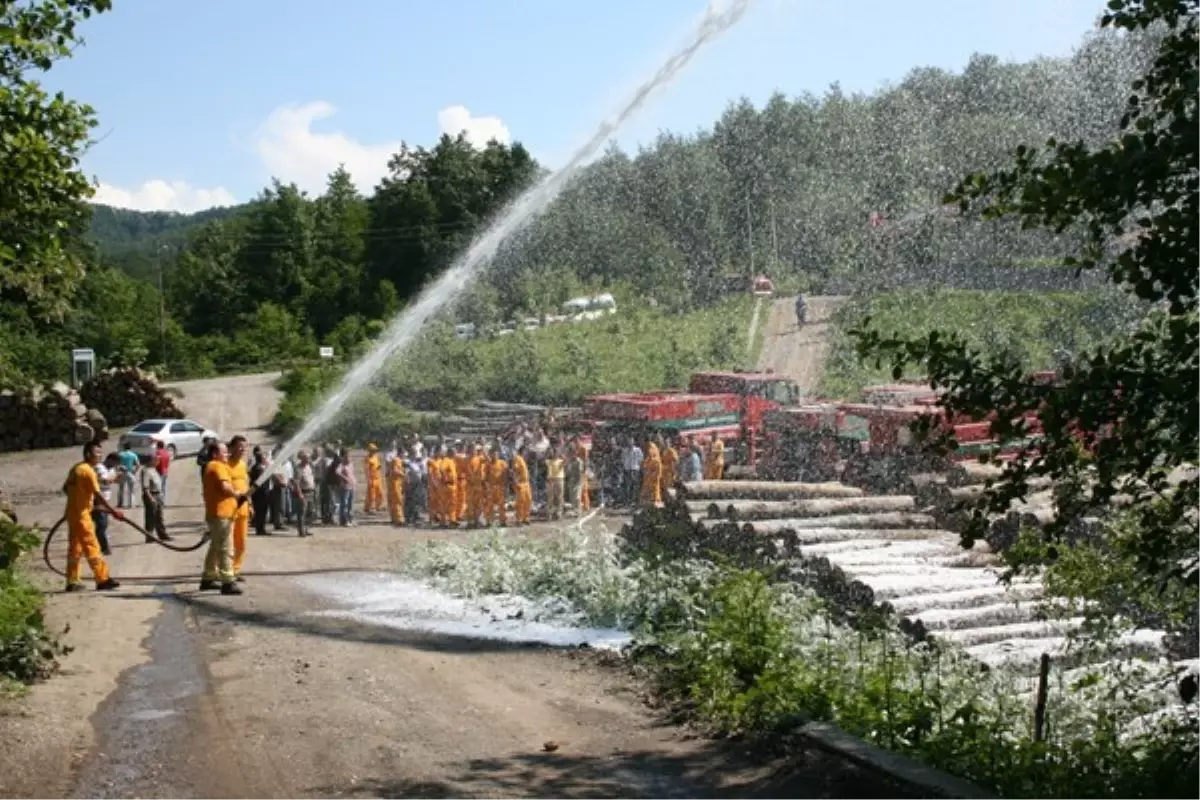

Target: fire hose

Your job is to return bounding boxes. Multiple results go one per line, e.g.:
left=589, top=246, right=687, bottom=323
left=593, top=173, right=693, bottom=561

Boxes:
left=42, top=514, right=210, bottom=578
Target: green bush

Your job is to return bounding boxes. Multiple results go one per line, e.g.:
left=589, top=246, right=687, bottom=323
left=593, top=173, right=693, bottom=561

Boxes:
left=0, top=520, right=70, bottom=685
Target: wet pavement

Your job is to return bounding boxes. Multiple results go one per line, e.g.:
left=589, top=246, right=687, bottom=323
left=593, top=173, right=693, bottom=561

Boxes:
left=70, top=586, right=212, bottom=799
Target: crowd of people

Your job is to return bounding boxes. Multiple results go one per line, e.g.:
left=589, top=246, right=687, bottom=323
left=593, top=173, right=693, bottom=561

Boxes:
left=58, top=419, right=730, bottom=596
left=203, top=423, right=729, bottom=535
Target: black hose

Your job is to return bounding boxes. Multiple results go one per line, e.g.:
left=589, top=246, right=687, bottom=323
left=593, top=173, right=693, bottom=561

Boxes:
left=42, top=514, right=210, bottom=578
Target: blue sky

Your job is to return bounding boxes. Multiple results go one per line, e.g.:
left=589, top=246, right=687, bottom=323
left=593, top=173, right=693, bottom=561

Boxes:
left=47, top=0, right=1106, bottom=212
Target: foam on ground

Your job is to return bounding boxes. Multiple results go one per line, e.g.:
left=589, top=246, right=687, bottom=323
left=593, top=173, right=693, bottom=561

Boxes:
left=297, top=572, right=632, bottom=651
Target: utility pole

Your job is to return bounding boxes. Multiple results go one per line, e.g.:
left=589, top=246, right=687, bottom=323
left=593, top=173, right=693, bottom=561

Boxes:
left=769, top=195, right=780, bottom=271
left=745, top=189, right=755, bottom=283
left=157, top=244, right=168, bottom=368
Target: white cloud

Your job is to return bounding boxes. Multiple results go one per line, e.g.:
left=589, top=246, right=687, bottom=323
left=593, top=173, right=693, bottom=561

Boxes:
left=91, top=102, right=513, bottom=212
left=436, top=104, right=511, bottom=148
left=252, top=101, right=402, bottom=196
left=91, top=180, right=237, bottom=213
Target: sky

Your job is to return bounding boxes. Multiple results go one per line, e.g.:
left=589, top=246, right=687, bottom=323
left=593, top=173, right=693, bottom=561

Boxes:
left=45, top=0, right=1108, bottom=214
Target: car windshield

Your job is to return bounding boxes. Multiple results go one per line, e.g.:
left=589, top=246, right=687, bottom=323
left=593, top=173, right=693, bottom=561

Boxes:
left=130, top=422, right=166, bottom=434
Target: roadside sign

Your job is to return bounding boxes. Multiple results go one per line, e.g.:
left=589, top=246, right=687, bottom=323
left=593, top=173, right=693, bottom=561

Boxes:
left=71, top=348, right=96, bottom=387
left=319, top=346, right=334, bottom=359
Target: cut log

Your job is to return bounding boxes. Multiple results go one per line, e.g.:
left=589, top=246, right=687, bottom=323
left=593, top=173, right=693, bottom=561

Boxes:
left=947, top=461, right=1005, bottom=487
left=678, top=480, right=864, bottom=501
left=721, top=495, right=917, bottom=521
left=731, top=511, right=938, bottom=534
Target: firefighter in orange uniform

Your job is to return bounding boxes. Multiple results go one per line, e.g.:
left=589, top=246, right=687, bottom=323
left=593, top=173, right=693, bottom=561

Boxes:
left=426, top=446, right=444, bottom=526
left=227, top=435, right=251, bottom=581
left=453, top=441, right=470, bottom=521
left=466, top=442, right=487, bottom=527
left=660, top=437, right=679, bottom=500
left=62, top=441, right=123, bottom=591
left=364, top=443, right=384, bottom=513
left=704, top=437, right=725, bottom=480
left=640, top=440, right=662, bottom=506
left=511, top=446, right=533, bottom=525
left=442, top=445, right=459, bottom=526
left=485, top=446, right=508, bottom=526
left=386, top=446, right=405, bottom=526
left=576, top=438, right=591, bottom=512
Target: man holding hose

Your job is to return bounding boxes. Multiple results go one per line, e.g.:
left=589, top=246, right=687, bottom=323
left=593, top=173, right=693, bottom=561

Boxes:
left=62, top=441, right=123, bottom=592
left=199, top=441, right=247, bottom=595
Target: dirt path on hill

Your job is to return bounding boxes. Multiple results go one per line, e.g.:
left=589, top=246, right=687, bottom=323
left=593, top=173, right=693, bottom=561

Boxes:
left=756, top=296, right=847, bottom=393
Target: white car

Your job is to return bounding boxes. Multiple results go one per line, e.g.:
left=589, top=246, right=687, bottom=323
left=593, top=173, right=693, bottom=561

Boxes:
left=117, top=418, right=219, bottom=460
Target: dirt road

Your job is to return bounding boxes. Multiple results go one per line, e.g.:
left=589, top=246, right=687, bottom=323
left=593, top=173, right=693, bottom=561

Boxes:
left=757, top=296, right=847, bottom=393
left=0, top=371, right=891, bottom=798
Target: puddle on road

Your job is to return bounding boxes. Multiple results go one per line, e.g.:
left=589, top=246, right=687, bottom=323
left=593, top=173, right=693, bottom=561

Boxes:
left=71, top=586, right=210, bottom=799
left=298, top=572, right=632, bottom=651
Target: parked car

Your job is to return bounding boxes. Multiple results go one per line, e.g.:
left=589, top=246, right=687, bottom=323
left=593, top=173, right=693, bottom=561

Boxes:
left=117, top=418, right=219, bottom=460
left=496, top=321, right=517, bottom=337
left=522, top=317, right=541, bottom=332
left=454, top=322, right=476, bottom=340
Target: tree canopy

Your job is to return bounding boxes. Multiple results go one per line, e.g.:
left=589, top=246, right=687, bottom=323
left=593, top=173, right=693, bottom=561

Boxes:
left=854, top=0, right=1197, bottom=623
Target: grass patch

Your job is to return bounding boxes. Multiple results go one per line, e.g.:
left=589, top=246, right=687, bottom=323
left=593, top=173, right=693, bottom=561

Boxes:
left=819, top=288, right=1141, bottom=399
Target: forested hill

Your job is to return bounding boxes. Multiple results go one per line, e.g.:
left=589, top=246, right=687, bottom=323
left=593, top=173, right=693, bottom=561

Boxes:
left=3, top=27, right=1153, bottom=386
left=87, top=203, right=247, bottom=281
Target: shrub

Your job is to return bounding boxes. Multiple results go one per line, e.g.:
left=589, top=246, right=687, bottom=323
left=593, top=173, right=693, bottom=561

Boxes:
left=0, top=520, right=70, bottom=685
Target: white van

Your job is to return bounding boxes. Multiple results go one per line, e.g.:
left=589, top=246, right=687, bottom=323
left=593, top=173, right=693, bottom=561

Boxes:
left=454, top=323, right=476, bottom=340
left=590, top=293, right=617, bottom=314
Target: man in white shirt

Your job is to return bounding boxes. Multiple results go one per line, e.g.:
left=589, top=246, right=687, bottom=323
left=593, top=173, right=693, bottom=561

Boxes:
left=93, top=453, right=119, bottom=555
left=139, top=454, right=171, bottom=541
left=621, top=438, right=644, bottom=507
left=295, top=451, right=316, bottom=537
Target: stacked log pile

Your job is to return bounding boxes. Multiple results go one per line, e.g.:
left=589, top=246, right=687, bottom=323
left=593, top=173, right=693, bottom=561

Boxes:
left=658, top=477, right=1167, bottom=672
left=0, top=382, right=108, bottom=453
left=80, top=367, right=184, bottom=427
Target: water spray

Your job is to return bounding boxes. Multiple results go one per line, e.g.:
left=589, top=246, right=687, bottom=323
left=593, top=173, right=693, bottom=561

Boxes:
left=259, top=0, right=755, bottom=485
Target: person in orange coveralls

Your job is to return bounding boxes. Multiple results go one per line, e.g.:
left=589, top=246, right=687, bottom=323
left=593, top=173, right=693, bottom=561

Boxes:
left=426, top=446, right=445, bottom=526
left=485, top=445, right=508, bottom=526
left=466, top=442, right=487, bottom=528
left=510, top=446, right=533, bottom=525
left=62, top=440, right=123, bottom=592
left=386, top=446, right=405, bottom=526
left=200, top=440, right=246, bottom=595
left=575, top=438, right=591, bottom=512
left=640, top=440, right=662, bottom=506
left=227, top=435, right=251, bottom=582
left=442, top=444, right=459, bottom=526
left=704, top=437, right=725, bottom=480
left=453, top=441, right=470, bottom=521
left=364, top=443, right=384, bottom=514
left=659, top=436, right=679, bottom=500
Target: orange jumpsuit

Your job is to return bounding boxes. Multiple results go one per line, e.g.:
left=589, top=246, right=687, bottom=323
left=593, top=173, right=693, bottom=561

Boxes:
left=466, top=454, right=486, bottom=526
left=427, top=458, right=444, bottom=524
left=640, top=444, right=663, bottom=506
left=704, top=439, right=725, bottom=480
left=660, top=445, right=679, bottom=499
left=576, top=442, right=591, bottom=511
left=485, top=457, right=508, bottom=526
left=511, top=453, right=532, bottom=524
left=453, top=452, right=470, bottom=519
left=64, top=462, right=112, bottom=587
left=387, top=454, right=405, bottom=525
left=441, top=456, right=459, bottom=524
left=365, top=452, right=384, bottom=512
left=228, top=456, right=250, bottom=576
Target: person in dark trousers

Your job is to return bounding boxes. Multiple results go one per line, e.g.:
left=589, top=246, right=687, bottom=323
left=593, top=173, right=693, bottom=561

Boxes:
left=795, top=294, right=807, bottom=327
left=248, top=446, right=272, bottom=536
left=139, top=453, right=171, bottom=541
left=93, top=452, right=119, bottom=555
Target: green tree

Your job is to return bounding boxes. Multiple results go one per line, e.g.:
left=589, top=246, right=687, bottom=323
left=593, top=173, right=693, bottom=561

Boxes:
left=308, top=165, right=367, bottom=337
left=0, top=0, right=110, bottom=321
left=854, top=0, right=1198, bottom=599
